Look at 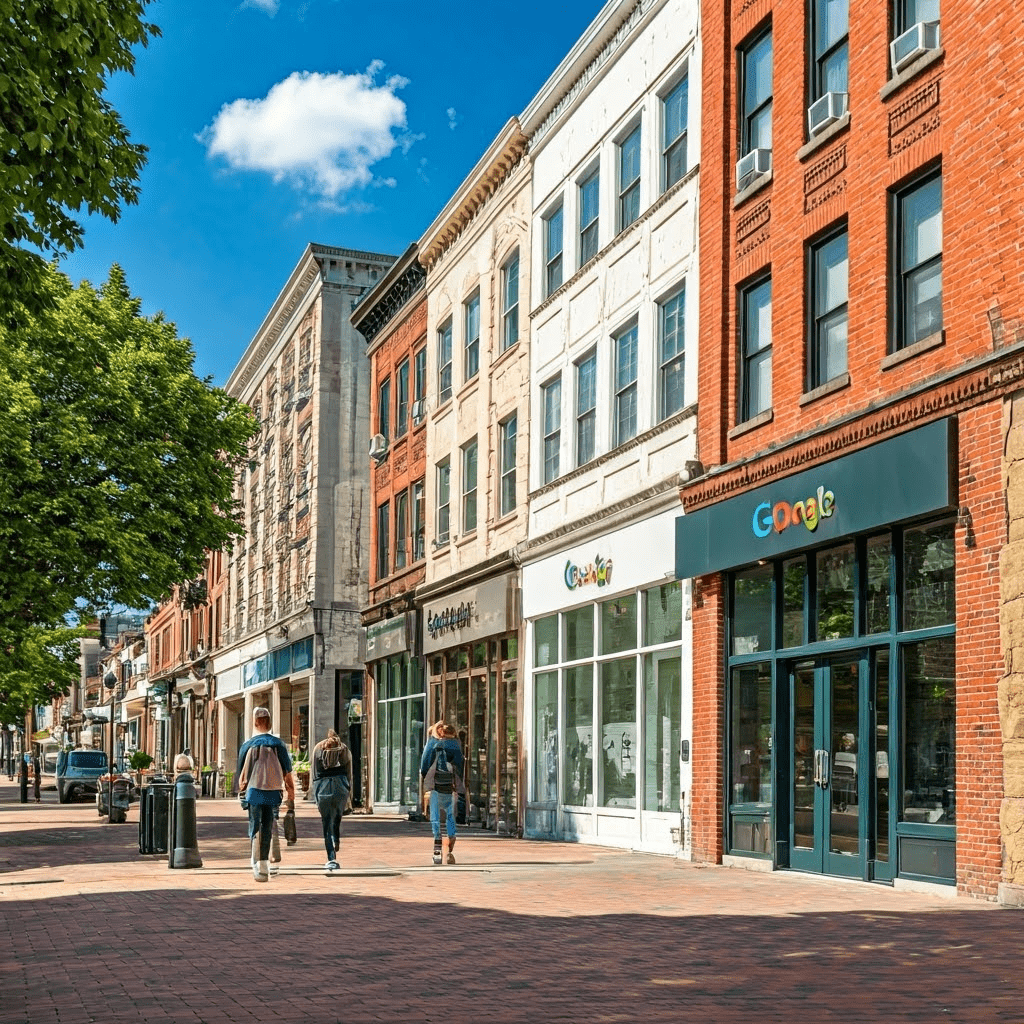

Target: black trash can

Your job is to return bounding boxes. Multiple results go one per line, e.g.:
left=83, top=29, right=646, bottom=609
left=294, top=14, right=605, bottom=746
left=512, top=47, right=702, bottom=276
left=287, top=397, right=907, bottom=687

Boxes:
left=138, top=781, right=174, bottom=854
left=200, top=769, right=217, bottom=798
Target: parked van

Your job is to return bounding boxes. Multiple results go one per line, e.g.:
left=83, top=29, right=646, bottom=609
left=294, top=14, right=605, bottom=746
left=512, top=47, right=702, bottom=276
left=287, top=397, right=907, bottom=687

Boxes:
left=57, top=749, right=109, bottom=803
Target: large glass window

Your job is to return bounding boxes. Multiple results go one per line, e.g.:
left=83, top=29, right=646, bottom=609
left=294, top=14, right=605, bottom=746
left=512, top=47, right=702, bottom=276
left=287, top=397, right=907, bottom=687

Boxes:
left=740, top=28, right=773, bottom=156
left=436, top=459, right=450, bottom=544
left=564, top=605, right=594, bottom=661
left=600, top=658, right=637, bottom=807
left=544, top=204, right=564, bottom=297
left=601, top=593, right=637, bottom=654
left=732, top=565, right=772, bottom=655
left=740, top=275, right=772, bottom=421
left=564, top=665, right=594, bottom=806
left=895, top=0, right=939, bottom=36
left=501, top=250, right=520, bottom=353
left=394, top=489, right=408, bottom=570
left=816, top=542, right=855, bottom=641
left=781, top=558, right=807, bottom=648
left=437, top=320, right=453, bottom=404
left=395, top=358, right=409, bottom=439
left=643, top=653, right=681, bottom=811
left=659, top=288, right=686, bottom=421
left=412, top=480, right=425, bottom=561
left=903, top=520, right=954, bottom=630
left=901, top=636, right=955, bottom=825
left=375, top=657, right=425, bottom=806
left=579, top=168, right=600, bottom=266
left=534, top=615, right=558, bottom=667
left=808, top=227, right=848, bottom=389
left=375, top=500, right=389, bottom=581
left=613, top=323, right=639, bottom=446
left=730, top=662, right=772, bottom=804
left=662, top=76, right=688, bottom=190
left=618, top=124, right=641, bottom=231
left=413, top=347, right=426, bottom=406
left=866, top=534, right=893, bottom=634
left=534, top=672, right=558, bottom=802
left=643, top=582, right=682, bottom=645
left=811, top=0, right=849, bottom=101
left=575, top=351, right=597, bottom=467
left=893, top=170, right=943, bottom=350
left=377, top=377, right=391, bottom=440
left=541, top=377, right=561, bottom=485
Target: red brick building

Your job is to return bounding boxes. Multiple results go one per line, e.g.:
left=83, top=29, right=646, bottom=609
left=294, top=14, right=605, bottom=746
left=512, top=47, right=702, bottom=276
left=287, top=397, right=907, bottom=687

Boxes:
left=352, top=245, right=429, bottom=814
left=679, top=0, right=1024, bottom=901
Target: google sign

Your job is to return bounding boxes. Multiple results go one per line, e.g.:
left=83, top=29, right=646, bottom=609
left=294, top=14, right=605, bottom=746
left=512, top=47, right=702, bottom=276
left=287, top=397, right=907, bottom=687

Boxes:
left=752, top=485, right=836, bottom=538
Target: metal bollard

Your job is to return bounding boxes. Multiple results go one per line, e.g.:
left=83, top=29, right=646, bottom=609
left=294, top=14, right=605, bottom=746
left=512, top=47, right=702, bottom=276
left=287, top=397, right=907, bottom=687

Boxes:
left=19, top=757, right=28, bottom=804
left=170, top=754, right=203, bottom=869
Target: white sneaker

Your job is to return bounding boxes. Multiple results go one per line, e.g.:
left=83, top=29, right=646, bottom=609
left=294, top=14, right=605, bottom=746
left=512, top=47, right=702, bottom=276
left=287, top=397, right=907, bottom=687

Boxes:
left=255, top=859, right=269, bottom=882
left=325, top=860, right=339, bottom=873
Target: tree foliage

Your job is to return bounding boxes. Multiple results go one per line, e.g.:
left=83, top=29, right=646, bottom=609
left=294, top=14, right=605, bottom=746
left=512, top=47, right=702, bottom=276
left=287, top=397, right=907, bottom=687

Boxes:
left=0, top=625, right=86, bottom=724
left=0, top=263, right=256, bottom=716
left=0, top=0, right=159, bottom=308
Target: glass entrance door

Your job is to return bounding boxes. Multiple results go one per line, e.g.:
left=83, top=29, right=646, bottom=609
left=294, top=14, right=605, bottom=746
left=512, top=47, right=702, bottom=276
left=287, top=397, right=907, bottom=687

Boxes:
left=790, top=653, right=865, bottom=877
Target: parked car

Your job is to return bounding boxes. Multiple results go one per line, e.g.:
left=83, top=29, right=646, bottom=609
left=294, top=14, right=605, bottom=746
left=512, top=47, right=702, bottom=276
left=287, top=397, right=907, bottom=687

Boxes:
left=57, top=749, right=109, bottom=803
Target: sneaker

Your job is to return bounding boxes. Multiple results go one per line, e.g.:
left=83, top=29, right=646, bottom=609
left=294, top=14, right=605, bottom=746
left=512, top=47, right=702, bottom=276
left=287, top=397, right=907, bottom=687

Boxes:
left=446, top=852, right=456, bottom=865
left=432, top=840, right=443, bottom=865
left=325, top=860, right=340, bottom=873
left=253, top=860, right=268, bottom=882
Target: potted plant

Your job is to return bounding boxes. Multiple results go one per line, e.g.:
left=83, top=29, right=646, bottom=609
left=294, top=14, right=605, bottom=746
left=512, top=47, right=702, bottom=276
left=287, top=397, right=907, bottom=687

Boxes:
left=292, top=755, right=311, bottom=794
left=129, top=750, right=154, bottom=788
left=222, top=769, right=234, bottom=798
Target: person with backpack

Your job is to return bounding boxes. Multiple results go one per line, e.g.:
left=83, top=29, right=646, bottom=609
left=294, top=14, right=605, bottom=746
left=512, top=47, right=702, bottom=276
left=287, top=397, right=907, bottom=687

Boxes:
left=420, top=721, right=464, bottom=865
left=310, top=728, right=352, bottom=873
left=237, top=707, right=295, bottom=882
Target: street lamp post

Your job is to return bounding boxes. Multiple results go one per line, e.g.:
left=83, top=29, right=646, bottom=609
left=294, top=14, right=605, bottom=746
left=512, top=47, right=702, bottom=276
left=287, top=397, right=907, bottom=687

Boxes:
left=102, top=671, right=117, bottom=821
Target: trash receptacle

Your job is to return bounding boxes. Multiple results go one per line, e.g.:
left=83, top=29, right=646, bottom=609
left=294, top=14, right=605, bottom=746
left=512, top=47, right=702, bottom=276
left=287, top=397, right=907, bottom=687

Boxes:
left=200, top=769, right=217, bottom=798
left=138, top=781, right=174, bottom=854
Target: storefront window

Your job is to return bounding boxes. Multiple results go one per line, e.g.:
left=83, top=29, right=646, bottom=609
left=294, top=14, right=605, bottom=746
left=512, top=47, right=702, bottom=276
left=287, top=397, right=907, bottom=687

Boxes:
left=866, top=535, right=893, bottom=634
left=643, top=581, right=682, bottom=645
left=600, top=657, right=637, bottom=807
left=903, top=521, right=955, bottom=630
left=816, top=543, right=855, bottom=641
left=600, top=594, right=637, bottom=654
left=729, top=662, right=772, bottom=805
left=375, top=655, right=425, bottom=806
left=643, top=654, right=681, bottom=811
left=534, top=672, right=558, bottom=802
left=901, top=636, right=955, bottom=825
left=535, top=615, right=558, bottom=667
left=781, top=558, right=805, bottom=649
left=564, top=665, right=593, bottom=806
left=732, top=565, right=772, bottom=655
left=564, top=605, right=594, bottom=660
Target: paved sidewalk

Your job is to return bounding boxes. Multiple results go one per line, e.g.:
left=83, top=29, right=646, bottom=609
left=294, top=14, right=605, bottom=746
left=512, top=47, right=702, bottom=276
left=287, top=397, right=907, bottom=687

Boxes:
left=0, top=781, right=1021, bottom=1023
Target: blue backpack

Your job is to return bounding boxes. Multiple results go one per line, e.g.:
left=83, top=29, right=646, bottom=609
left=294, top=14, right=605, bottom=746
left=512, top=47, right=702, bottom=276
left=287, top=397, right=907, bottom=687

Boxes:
left=433, top=745, right=454, bottom=792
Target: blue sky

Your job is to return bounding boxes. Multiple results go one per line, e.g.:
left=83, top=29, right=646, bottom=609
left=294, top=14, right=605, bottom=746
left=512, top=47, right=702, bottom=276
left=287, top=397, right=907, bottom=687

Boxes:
left=59, top=0, right=601, bottom=386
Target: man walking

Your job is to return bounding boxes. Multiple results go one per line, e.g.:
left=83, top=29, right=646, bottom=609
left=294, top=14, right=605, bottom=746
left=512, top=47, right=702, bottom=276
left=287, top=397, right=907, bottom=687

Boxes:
left=237, top=708, right=294, bottom=882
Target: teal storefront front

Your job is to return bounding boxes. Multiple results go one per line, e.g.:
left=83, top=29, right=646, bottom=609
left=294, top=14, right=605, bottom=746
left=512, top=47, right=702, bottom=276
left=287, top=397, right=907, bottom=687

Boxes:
left=676, top=419, right=959, bottom=885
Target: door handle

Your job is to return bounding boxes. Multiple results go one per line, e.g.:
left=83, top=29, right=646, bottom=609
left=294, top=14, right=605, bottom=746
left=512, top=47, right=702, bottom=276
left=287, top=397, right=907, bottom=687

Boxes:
left=812, top=749, right=821, bottom=786
left=820, top=750, right=830, bottom=789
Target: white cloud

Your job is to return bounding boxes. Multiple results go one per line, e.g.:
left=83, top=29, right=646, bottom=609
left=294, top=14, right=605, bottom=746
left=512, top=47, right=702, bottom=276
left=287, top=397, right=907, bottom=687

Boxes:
left=241, top=0, right=280, bottom=14
left=447, top=106, right=458, bottom=130
left=197, top=66, right=410, bottom=199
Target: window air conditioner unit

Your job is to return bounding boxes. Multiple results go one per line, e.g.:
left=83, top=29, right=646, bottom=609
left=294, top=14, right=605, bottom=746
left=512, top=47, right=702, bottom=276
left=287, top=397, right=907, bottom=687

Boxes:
left=410, top=399, right=426, bottom=426
left=736, top=148, right=772, bottom=191
left=807, top=91, right=848, bottom=137
left=368, top=433, right=388, bottom=461
left=890, top=21, right=940, bottom=75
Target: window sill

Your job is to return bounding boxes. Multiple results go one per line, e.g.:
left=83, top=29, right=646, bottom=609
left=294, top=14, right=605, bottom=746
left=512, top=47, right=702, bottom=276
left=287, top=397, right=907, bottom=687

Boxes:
left=494, top=509, right=518, bottom=529
left=455, top=530, right=477, bottom=548
left=456, top=375, right=479, bottom=403
left=799, top=371, right=851, bottom=406
left=492, top=338, right=521, bottom=373
left=880, top=47, right=944, bottom=102
left=881, top=330, right=945, bottom=371
left=733, top=170, right=772, bottom=209
left=797, top=113, right=851, bottom=162
left=728, top=408, right=773, bottom=440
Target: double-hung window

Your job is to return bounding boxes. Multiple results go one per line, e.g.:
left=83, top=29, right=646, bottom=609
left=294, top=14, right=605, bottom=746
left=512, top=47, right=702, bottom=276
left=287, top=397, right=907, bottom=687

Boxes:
left=541, top=377, right=561, bottom=485
left=462, top=437, right=478, bottom=534
left=378, top=377, right=391, bottom=440
left=438, top=319, right=453, bottom=404
left=575, top=352, right=597, bottom=467
left=893, top=170, right=942, bottom=350
left=618, top=125, right=641, bottom=231
left=412, top=480, right=425, bottom=561
left=501, top=250, right=520, bottom=352
left=413, top=346, right=426, bottom=423
left=464, top=291, right=480, bottom=381
left=579, top=168, right=600, bottom=266
left=740, top=29, right=773, bottom=157
left=811, top=0, right=849, bottom=101
left=395, top=358, right=409, bottom=438
left=394, top=489, right=408, bottom=570
left=544, top=204, right=564, bottom=297
left=499, top=415, right=517, bottom=517
left=740, top=275, right=773, bottom=421
left=613, top=323, right=639, bottom=446
left=896, top=0, right=939, bottom=35
left=658, top=287, right=686, bottom=420
left=376, top=500, right=390, bottom=581
left=662, top=76, right=688, bottom=190
left=436, top=459, right=451, bottom=544
left=808, top=227, right=848, bottom=388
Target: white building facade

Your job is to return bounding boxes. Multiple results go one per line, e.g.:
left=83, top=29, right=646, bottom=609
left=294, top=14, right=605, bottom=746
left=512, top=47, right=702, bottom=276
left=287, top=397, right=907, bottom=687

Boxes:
left=519, top=0, right=701, bottom=854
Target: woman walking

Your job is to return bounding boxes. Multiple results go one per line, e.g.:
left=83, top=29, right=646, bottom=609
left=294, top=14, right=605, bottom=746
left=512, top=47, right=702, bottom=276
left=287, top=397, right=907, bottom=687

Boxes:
left=420, top=721, right=464, bottom=865
left=310, top=729, right=352, bottom=874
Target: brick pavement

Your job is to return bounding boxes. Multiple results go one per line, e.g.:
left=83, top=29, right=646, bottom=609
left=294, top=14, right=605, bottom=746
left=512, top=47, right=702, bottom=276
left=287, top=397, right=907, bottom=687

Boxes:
left=0, top=781, right=1022, bottom=1023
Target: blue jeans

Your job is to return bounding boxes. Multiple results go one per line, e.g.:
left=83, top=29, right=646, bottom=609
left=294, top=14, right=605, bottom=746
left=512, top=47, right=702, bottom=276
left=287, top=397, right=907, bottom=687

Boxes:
left=429, top=790, right=457, bottom=841
left=314, top=777, right=349, bottom=860
left=247, top=804, right=275, bottom=860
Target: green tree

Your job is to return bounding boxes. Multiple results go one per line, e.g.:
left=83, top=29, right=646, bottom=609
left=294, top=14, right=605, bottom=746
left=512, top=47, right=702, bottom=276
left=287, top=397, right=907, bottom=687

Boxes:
left=0, top=625, right=85, bottom=724
left=0, top=263, right=255, bottom=717
left=0, top=0, right=159, bottom=309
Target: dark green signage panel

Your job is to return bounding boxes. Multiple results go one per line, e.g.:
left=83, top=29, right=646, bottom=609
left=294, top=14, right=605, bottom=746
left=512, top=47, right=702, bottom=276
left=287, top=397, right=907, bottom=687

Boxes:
left=675, top=418, right=957, bottom=578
